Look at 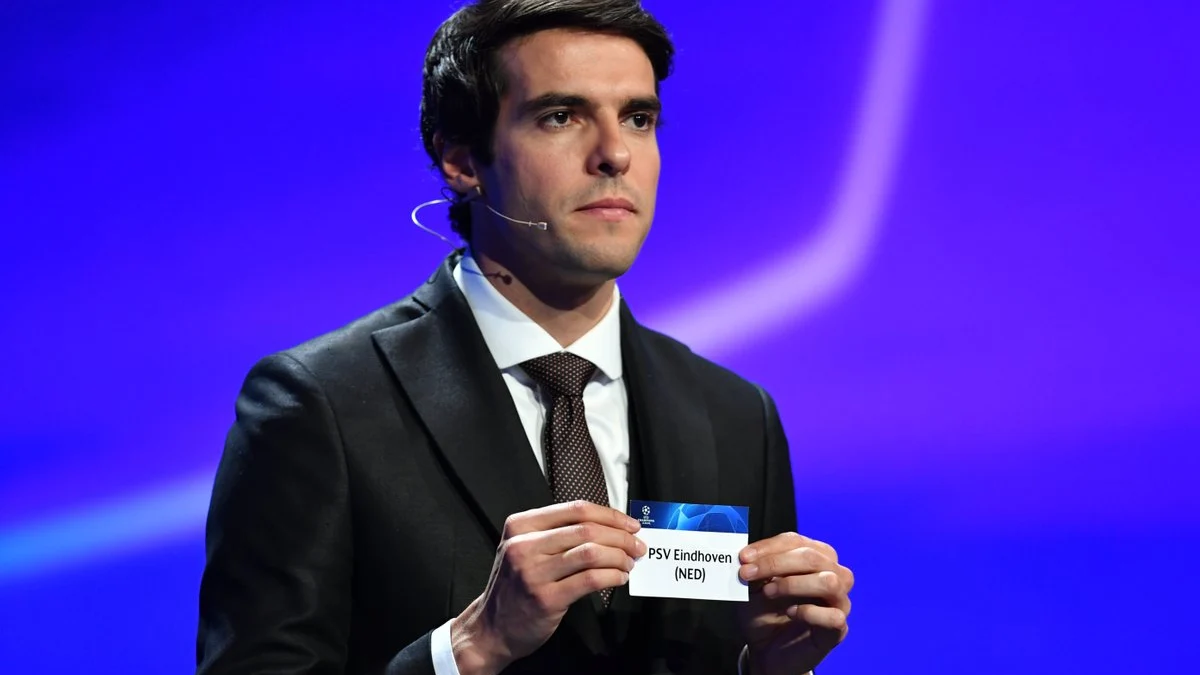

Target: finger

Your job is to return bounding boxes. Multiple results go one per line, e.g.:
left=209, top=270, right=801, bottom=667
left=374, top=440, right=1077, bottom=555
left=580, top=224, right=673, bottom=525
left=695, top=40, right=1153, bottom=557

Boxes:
left=741, top=532, right=838, bottom=565
left=498, top=524, right=644, bottom=588
left=503, top=500, right=639, bottom=538
left=785, top=604, right=849, bottom=642
left=741, top=545, right=836, bottom=582
left=762, top=571, right=850, bottom=612
left=740, top=532, right=810, bottom=563
left=539, top=542, right=637, bottom=583
left=806, top=539, right=839, bottom=564
left=537, top=521, right=647, bottom=559
left=551, top=567, right=630, bottom=606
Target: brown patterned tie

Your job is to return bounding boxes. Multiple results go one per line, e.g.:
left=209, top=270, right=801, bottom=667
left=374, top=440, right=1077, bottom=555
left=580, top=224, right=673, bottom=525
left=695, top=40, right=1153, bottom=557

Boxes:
left=520, top=352, right=613, bottom=606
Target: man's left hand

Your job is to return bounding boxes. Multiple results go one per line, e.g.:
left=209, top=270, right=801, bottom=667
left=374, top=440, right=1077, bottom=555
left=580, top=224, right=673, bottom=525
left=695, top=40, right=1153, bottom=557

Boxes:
left=736, top=532, right=854, bottom=675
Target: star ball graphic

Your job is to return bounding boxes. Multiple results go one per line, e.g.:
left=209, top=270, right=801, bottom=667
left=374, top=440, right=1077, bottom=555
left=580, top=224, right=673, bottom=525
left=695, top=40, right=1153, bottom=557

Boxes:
left=633, top=501, right=750, bottom=535
left=667, top=503, right=749, bottom=534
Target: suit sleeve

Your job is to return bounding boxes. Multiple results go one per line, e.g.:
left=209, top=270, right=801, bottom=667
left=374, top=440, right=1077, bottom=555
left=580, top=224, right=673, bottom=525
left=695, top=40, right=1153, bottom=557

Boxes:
left=196, top=353, right=354, bottom=673
left=195, top=354, right=436, bottom=675
left=757, top=386, right=798, bottom=540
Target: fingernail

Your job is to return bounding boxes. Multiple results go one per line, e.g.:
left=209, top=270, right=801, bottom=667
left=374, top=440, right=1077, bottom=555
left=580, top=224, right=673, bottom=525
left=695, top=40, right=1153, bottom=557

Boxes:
left=741, top=564, right=758, bottom=579
left=637, top=539, right=647, bottom=555
left=787, top=605, right=800, bottom=618
left=621, top=572, right=630, bottom=584
left=763, top=582, right=778, bottom=598
left=742, top=547, right=758, bottom=562
left=627, top=557, right=636, bottom=572
left=627, top=518, right=641, bottom=531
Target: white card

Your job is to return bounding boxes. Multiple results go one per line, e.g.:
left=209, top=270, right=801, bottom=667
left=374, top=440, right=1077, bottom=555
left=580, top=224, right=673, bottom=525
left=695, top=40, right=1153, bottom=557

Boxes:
left=628, top=500, right=749, bottom=602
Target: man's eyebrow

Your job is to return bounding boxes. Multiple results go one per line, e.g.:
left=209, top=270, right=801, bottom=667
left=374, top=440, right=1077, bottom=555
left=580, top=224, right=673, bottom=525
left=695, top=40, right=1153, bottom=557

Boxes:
left=517, top=93, right=589, bottom=117
left=516, top=92, right=663, bottom=117
left=623, top=96, right=662, bottom=114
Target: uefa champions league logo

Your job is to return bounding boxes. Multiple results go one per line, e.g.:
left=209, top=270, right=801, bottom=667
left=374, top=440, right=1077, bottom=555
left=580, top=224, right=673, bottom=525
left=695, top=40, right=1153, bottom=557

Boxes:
left=639, top=504, right=654, bottom=527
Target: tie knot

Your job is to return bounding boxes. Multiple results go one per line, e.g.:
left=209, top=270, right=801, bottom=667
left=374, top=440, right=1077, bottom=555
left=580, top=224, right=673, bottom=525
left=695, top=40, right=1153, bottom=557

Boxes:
left=520, top=353, right=597, bottom=398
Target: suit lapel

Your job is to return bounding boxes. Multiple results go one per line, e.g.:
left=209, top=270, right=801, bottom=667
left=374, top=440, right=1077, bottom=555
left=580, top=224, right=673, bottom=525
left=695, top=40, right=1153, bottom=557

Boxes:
left=373, top=255, right=607, bottom=657
left=372, top=256, right=552, bottom=539
left=620, top=301, right=720, bottom=506
left=614, top=301, right=722, bottom=656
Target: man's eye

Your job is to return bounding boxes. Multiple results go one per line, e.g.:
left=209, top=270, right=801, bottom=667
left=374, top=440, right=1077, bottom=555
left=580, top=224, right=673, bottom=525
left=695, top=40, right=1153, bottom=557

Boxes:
left=542, top=111, right=572, bottom=127
left=628, top=113, right=657, bottom=130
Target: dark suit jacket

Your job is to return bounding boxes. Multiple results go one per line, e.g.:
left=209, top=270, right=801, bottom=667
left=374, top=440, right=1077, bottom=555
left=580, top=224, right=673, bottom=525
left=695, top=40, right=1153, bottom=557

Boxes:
left=196, top=253, right=797, bottom=674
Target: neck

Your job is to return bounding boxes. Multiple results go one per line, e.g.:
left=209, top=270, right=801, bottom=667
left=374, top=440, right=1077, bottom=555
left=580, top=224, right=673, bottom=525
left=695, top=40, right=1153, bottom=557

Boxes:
left=468, top=249, right=615, bottom=348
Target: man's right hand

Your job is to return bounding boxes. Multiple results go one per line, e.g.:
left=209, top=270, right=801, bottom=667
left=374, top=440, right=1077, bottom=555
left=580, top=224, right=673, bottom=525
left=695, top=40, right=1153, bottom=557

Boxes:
left=448, top=500, right=645, bottom=675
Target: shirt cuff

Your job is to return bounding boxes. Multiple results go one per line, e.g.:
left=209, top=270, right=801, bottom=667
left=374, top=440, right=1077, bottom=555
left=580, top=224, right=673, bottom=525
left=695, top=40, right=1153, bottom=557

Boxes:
left=431, top=619, right=463, bottom=675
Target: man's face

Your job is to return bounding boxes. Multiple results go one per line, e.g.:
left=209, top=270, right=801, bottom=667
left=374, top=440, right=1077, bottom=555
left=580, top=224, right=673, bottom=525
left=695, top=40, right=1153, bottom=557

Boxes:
left=476, top=28, right=661, bottom=286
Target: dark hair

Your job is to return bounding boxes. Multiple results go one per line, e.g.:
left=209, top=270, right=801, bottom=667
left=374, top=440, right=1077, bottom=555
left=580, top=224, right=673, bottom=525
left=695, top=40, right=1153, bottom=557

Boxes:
left=419, top=0, right=674, bottom=241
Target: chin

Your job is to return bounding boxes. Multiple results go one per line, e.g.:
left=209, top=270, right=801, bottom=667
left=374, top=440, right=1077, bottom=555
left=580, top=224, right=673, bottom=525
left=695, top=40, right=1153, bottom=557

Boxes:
left=580, top=252, right=640, bottom=281
left=550, top=245, right=639, bottom=284
left=534, top=225, right=647, bottom=281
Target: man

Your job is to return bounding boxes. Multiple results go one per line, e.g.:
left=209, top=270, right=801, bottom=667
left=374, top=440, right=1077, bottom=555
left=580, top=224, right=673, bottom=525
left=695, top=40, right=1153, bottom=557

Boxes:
left=196, top=1, right=854, bottom=674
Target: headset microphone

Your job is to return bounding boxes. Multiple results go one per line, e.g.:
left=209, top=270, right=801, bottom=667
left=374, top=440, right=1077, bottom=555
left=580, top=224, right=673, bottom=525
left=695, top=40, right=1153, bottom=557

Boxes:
left=409, top=187, right=544, bottom=285
left=410, top=188, right=549, bottom=245
left=481, top=202, right=548, bottom=230
left=471, top=185, right=548, bottom=230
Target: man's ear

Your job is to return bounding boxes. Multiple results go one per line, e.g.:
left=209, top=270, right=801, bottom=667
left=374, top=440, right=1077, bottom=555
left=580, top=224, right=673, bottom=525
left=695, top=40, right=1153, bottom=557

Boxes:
left=433, top=131, right=480, bottom=195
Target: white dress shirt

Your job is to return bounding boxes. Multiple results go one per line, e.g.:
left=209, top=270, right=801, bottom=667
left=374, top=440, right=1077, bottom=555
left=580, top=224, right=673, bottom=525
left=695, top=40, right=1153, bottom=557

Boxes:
left=430, top=255, right=629, bottom=675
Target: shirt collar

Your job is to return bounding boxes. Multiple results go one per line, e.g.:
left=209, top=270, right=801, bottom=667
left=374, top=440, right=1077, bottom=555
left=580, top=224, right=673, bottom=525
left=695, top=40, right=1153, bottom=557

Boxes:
left=452, top=253, right=624, bottom=380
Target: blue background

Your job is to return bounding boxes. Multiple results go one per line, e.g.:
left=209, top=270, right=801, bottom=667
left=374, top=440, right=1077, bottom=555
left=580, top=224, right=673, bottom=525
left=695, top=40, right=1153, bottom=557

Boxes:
left=2, top=1, right=1197, bottom=672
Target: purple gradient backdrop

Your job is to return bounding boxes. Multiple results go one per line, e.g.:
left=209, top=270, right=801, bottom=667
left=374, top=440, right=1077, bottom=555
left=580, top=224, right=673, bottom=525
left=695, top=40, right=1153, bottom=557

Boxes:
left=1, top=1, right=1197, bottom=673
